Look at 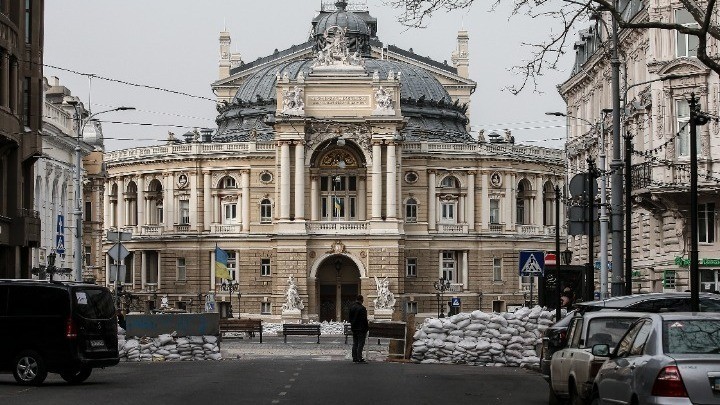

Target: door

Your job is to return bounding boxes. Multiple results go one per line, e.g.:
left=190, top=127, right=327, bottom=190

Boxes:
left=596, top=320, right=646, bottom=404
left=340, top=284, right=358, bottom=322
left=319, top=284, right=336, bottom=322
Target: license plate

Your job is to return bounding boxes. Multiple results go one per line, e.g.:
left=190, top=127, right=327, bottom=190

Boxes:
left=89, top=340, right=105, bottom=348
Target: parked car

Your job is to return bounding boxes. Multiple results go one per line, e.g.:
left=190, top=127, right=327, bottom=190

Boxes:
left=540, top=292, right=720, bottom=378
left=591, top=312, right=720, bottom=405
left=0, top=280, right=119, bottom=385
left=549, top=311, right=643, bottom=405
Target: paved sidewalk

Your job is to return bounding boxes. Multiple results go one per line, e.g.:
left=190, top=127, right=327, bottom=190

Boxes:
left=220, top=334, right=390, bottom=362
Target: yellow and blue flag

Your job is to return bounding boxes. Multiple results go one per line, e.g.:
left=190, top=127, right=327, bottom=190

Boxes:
left=334, top=197, right=342, bottom=216
left=215, top=246, right=230, bottom=280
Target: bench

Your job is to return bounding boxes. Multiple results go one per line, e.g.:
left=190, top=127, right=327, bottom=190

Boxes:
left=344, top=323, right=352, bottom=344
left=219, top=318, right=263, bottom=343
left=282, top=323, right=321, bottom=343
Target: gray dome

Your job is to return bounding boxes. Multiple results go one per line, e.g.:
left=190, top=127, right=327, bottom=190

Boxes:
left=214, top=58, right=471, bottom=143
left=313, top=1, right=371, bottom=56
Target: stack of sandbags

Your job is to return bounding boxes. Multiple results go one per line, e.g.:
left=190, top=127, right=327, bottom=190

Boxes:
left=262, top=321, right=347, bottom=335
left=411, top=306, right=563, bottom=367
left=118, top=333, right=222, bottom=362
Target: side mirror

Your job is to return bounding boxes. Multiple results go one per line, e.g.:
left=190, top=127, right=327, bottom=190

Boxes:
left=592, top=344, right=611, bottom=357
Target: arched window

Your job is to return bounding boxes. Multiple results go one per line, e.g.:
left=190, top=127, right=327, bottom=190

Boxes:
left=146, top=179, right=163, bottom=225
left=516, top=180, right=532, bottom=225
left=260, top=199, right=272, bottom=223
left=110, top=183, right=118, bottom=227
left=440, top=176, right=459, bottom=188
left=126, top=182, right=138, bottom=226
left=543, top=181, right=556, bottom=226
left=405, top=198, right=418, bottom=223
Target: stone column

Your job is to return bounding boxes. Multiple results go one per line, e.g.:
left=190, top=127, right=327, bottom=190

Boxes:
left=358, top=176, right=366, bottom=221
left=386, top=142, right=397, bottom=219
left=141, top=251, right=146, bottom=288
left=396, top=145, right=402, bottom=221
left=462, top=251, right=469, bottom=290
left=117, top=177, right=126, bottom=228
left=137, top=176, right=145, bottom=228
left=280, top=141, right=291, bottom=220
left=241, top=170, right=250, bottom=232
left=459, top=195, right=465, bottom=224
left=203, top=171, right=211, bottom=231
left=534, top=177, right=544, bottom=227
left=371, top=142, right=383, bottom=219
left=467, top=171, right=475, bottom=231
left=310, top=176, right=319, bottom=221
left=213, top=195, right=220, bottom=224
left=428, top=170, right=436, bottom=231
left=104, top=179, right=111, bottom=229
left=166, top=173, right=175, bottom=228
left=294, top=142, right=305, bottom=220
left=481, top=173, right=489, bottom=230
left=190, top=173, right=198, bottom=229
left=505, top=173, right=514, bottom=231
left=210, top=249, right=216, bottom=292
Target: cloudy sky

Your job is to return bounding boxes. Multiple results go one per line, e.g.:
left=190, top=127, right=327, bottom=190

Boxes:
left=44, top=0, right=578, bottom=151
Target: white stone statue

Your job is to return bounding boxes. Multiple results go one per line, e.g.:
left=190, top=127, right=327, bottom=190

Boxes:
left=373, top=276, right=396, bottom=310
left=282, top=86, right=305, bottom=116
left=282, top=276, right=304, bottom=311
left=312, top=26, right=363, bottom=68
left=373, top=86, right=394, bottom=116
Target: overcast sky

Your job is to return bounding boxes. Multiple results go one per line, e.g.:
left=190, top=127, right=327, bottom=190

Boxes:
left=44, top=0, right=578, bottom=151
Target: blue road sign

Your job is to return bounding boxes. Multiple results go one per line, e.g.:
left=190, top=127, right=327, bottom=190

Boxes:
left=519, top=251, right=545, bottom=277
left=450, top=297, right=461, bottom=307
left=56, top=214, right=65, bottom=254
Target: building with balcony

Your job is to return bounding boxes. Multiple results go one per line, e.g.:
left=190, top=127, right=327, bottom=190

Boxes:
left=0, top=0, right=44, bottom=278
left=33, top=77, right=105, bottom=281
left=104, top=1, right=565, bottom=319
left=559, top=0, right=720, bottom=294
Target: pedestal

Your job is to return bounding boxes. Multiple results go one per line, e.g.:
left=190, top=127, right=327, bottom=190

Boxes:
left=281, top=309, right=302, bottom=324
left=373, top=308, right=393, bottom=321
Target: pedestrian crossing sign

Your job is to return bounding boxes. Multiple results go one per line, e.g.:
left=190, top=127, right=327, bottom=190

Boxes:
left=519, top=251, right=545, bottom=277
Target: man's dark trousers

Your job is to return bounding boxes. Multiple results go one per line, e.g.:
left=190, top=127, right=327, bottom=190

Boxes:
left=352, top=331, right=366, bottom=362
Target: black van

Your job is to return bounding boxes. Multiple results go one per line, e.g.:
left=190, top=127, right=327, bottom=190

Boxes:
left=0, top=280, right=119, bottom=385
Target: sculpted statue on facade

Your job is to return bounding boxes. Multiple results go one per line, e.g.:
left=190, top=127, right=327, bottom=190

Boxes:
left=373, top=276, right=396, bottom=310
left=312, top=26, right=363, bottom=68
left=282, top=276, right=304, bottom=311
left=282, top=86, right=305, bottom=116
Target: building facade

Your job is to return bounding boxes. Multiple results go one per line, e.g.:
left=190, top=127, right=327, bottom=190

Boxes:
left=0, top=0, right=44, bottom=278
left=33, top=77, right=105, bottom=281
left=104, top=2, right=565, bottom=319
left=559, top=0, right=720, bottom=294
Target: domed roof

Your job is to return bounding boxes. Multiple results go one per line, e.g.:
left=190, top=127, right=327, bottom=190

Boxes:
left=314, top=1, right=371, bottom=37
left=214, top=57, right=470, bottom=143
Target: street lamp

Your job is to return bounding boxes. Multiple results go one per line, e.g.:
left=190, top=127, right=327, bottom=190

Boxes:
left=63, top=97, right=134, bottom=282
left=220, top=279, right=240, bottom=318
left=433, top=277, right=451, bottom=318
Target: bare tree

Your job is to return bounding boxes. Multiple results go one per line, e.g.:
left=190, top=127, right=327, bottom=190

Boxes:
left=390, top=0, right=720, bottom=94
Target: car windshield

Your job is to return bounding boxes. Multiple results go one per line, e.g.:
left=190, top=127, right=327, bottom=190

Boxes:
left=585, top=317, right=638, bottom=349
left=663, top=320, right=720, bottom=354
left=73, top=287, right=115, bottom=319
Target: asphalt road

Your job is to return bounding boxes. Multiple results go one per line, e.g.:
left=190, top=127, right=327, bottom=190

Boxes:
left=0, top=359, right=549, bottom=405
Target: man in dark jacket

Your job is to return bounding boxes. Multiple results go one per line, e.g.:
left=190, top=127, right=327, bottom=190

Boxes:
left=348, top=295, right=369, bottom=363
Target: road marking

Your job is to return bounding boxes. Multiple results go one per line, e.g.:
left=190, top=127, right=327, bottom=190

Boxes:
left=285, top=385, right=291, bottom=388
left=289, top=378, right=295, bottom=382
left=279, top=392, right=287, bottom=396
left=272, top=400, right=279, bottom=404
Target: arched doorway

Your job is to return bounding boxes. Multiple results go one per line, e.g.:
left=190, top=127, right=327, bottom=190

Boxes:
left=316, top=255, right=360, bottom=322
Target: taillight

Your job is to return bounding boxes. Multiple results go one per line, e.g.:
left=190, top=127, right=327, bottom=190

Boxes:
left=65, top=317, right=77, bottom=339
left=651, top=366, right=688, bottom=397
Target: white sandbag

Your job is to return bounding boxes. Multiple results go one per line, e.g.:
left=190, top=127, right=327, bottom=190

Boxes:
left=203, top=335, right=218, bottom=344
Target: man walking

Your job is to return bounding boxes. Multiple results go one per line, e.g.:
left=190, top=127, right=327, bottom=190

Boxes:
left=348, top=295, right=369, bottom=363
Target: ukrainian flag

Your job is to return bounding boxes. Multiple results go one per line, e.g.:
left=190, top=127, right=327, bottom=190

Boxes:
left=215, top=246, right=230, bottom=280
left=334, top=197, right=342, bottom=217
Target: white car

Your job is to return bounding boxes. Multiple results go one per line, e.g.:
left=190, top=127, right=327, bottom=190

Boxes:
left=550, top=311, right=643, bottom=404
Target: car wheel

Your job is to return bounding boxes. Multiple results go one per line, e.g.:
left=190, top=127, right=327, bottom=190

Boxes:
left=12, top=350, right=48, bottom=386
left=569, top=383, right=586, bottom=405
left=60, top=367, right=92, bottom=384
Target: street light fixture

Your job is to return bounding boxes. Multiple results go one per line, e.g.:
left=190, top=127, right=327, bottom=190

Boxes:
left=220, top=279, right=240, bottom=318
left=433, top=277, right=451, bottom=318
left=63, top=97, right=135, bottom=282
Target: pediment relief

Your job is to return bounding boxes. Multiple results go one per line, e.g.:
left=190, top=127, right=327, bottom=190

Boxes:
left=656, top=58, right=710, bottom=78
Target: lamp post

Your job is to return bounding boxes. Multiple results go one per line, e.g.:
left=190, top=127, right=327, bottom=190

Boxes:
left=433, top=277, right=451, bottom=318
left=220, top=279, right=240, bottom=318
left=688, top=94, right=709, bottom=312
left=63, top=97, right=134, bottom=282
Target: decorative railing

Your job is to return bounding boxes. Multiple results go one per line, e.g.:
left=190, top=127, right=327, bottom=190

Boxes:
left=44, top=102, right=74, bottom=134
left=106, top=142, right=276, bottom=162
left=141, top=225, right=162, bottom=235
left=489, top=223, right=504, bottom=233
left=437, top=223, right=468, bottom=233
left=631, top=162, right=652, bottom=190
left=306, top=221, right=369, bottom=234
left=211, top=224, right=241, bottom=234
left=448, top=283, right=464, bottom=293
left=517, top=225, right=541, bottom=235
left=175, top=224, right=191, bottom=233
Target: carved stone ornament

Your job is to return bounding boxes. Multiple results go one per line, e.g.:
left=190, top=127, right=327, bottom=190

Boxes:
left=490, top=172, right=503, bottom=188
left=372, top=86, right=395, bottom=116
left=312, top=26, right=364, bottom=69
left=281, top=86, right=305, bottom=116
left=320, top=150, right=358, bottom=168
left=327, top=240, right=346, bottom=254
left=177, top=173, right=189, bottom=189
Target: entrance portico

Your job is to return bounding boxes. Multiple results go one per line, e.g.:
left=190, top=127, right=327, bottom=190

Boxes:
left=312, top=253, right=363, bottom=322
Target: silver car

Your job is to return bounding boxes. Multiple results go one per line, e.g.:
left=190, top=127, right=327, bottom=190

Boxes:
left=590, top=313, right=720, bottom=405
